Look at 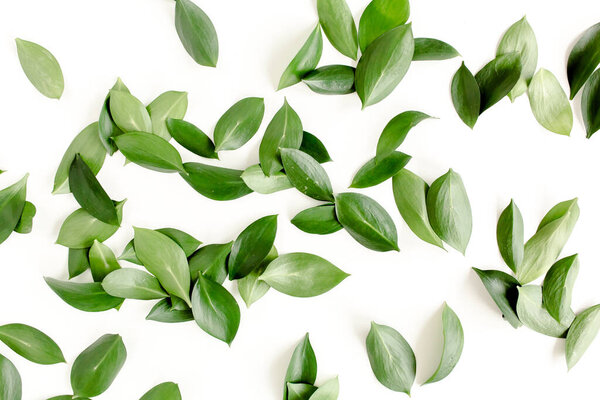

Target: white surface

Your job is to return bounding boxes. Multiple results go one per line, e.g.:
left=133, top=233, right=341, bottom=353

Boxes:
left=1, top=0, right=599, bottom=399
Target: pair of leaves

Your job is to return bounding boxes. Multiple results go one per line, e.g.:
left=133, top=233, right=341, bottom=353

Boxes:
left=0, top=175, right=28, bottom=245
left=174, top=0, right=218, bottom=67
left=15, top=38, right=64, bottom=99
left=56, top=200, right=125, bottom=248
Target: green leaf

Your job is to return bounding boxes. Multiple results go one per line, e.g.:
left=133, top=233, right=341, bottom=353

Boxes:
left=241, top=164, right=292, bottom=194
left=140, top=382, right=181, bottom=400
left=118, top=240, right=141, bottom=265
left=350, top=151, right=411, bottom=188
left=283, top=333, right=317, bottom=400
left=71, top=334, right=126, bottom=397
left=147, top=91, right=188, bottom=140
left=516, top=198, right=579, bottom=284
left=496, top=16, right=538, bottom=101
left=134, top=228, right=191, bottom=306
left=424, top=303, right=464, bottom=384
left=88, top=240, right=121, bottom=282
left=99, top=78, right=131, bottom=154
left=0, top=174, right=28, bottom=245
left=174, top=0, right=218, bottom=67
left=451, top=62, right=480, bottom=128
left=181, top=162, right=253, bottom=200
left=281, top=148, right=334, bottom=201
left=0, top=353, right=21, bottom=400
left=567, top=22, right=600, bottom=99
left=496, top=199, right=524, bottom=272
left=156, top=227, right=201, bottom=257
left=582, top=68, right=600, bottom=138
left=146, top=297, right=193, bottom=323
left=166, top=119, right=217, bottom=159
left=542, top=254, right=579, bottom=323
left=53, top=122, right=106, bottom=194
left=259, top=99, right=303, bottom=176
left=317, top=0, right=358, bottom=60
left=102, top=268, right=167, bottom=300
left=114, top=132, right=184, bottom=173
left=229, top=215, right=278, bottom=280
left=528, top=68, right=573, bottom=135
left=0, top=324, right=65, bottom=365
left=303, top=65, right=355, bottom=95
left=356, top=24, right=414, bottom=108
left=260, top=252, right=348, bottom=297
left=191, top=274, right=240, bottom=344
left=516, top=285, right=574, bottom=338
left=472, top=268, right=521, bottom=328
left=392, top=169, right=443, bottom=249
left=426, top=169, right=472, bottom=254
left=375, top=111, right=431, bottom=160
left=44, top=278, right=123, bottom=312
left=413, top=38, right=460, bottom=61
left=335, top=192, right=399, bottom=252
left=214, top=97, right=265, bottom=151
left=358, top=0, right=410, bottom=53
left=309, top=377, right=339, bottom=400
left=300, top=131, right=332, bottom=163
left=279, top=25, right=323, bottom=90
left=15, top=38, right=63, bottom=99
left=14, top=201, right=36, bottom=234
left=68, top=248, right=90, bottom=279
left=108, top=91, right=152, bottom=133
left=69, top=154, right=118, bottom=225
left=291, top=204, right=343, bottom=235
left=238, top=246, right=277, bottom=307
left=475, top=52, right=522, bottom=113
left=56, top=200, right=125, bottom=248
left=189, top=242, right=233, bottom=283
left=287, top=383, right=317, bottom=400
left=565, top=304, right=600, bottom=369
left=366, top=322, right=415, bottom=395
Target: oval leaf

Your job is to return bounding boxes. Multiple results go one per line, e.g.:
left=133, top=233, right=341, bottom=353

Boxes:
left=566, top=304, right=600, bottom=369
left=229, top=215, right=278, bottom=280
left=375, top=111, right=431, bottom=160
left=88, top=240, right=121, bottom=282
left=300, top=131, right=332, bottom=163
left=472, top=268, right=521, bottom=328
left=0, top=175, right=28, bottom=245
left=567, top=22, right=600, bottom=99
left=241, top=164, right=292, bottom=194
left=56, top=201, right=125, bottom=249
left=542, top=254, right=579, bottom=323
left=413, top=38, right=460, bottom=61
left=140, top=382, right=182, bottom=400
left=45, top=278, right=123, bottom=312
left=108, top=91, right=152, bottom=133
left=350, top=151, right=411, bottom=188
left=475, top=52, right=522, bottom=113
left=528, top=68, right=573, bottom=135
left=451, top=62, right=480, bottom=128
left=358, top=0, right=410, bottom=53
left=424, top=303, right=464, bottom=384
left=114, top=132, right=184, bottom=173
left=291, top=204, right=343, bottom=235
left=214, top=97, right=265, bottom=151
left=181, top=162, right=252, bottom=200
left=102, top=268, right=167, bottom=300
left=175, top=0, right=219, bottom=67
left=0, top=353, right=21, bottom=400
left=496, top=199, right=524, bottom=272
left=281, top=148, right=334, bottom=201
left=147, top=91, right=188, bottom=140
left=317, top=0, right=358, bottom=59
left=303, top=65, right=355, bottom=95
left=582, top=68, right=600, bottom=138
left=0, top=324, right=65, bottom=365
left=517, top=285, right=574, bottom=337
left=279, top=25, right=323, bottom=90
left=283, top=333, right=318, bottom=400
left=14, top=201, right=36, bottom=234
left=166, top=119, right=217, bottom=159
left=15, top=38, right=63, bottom=99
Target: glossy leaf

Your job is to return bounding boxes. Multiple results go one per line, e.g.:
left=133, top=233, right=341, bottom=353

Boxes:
left=291, top=204, right=343, bottom=235
left=88, top=240, right=120, bottom=282
left=335, top=192, right=399, bottom=252
left=528, top=68, right=573, bottom=135
left=283, top=333, right=317, bottom=400
left=56, top=201, right=125, bottom=248
left=317, top=0, right=358, bottom=60
left=356, top=24, right=414, bottom=108
left=238, top=246, right=277, bottom=307
left=472, top=268, right=521, bottom=328
left=287, top=383, right=317, bottom=400
left=15, top=38, right=63, bottom=99
left=366, top=322, right=416, bottom=395
left=516, top=285, right=574, bottom=338
left=108, top=91, right=152, bottom=133
left=300, top=131, right=332, bottom=163
left=156, top=227, right=201, bottom=257
left=71, top=334, right=126, bottom=397
left=413, top=38, right=459, bottom=61
left=181, top=162, right=253, bottom=200
left=358, top=0, right=410, bottom=53
left=191, top=274, right=240, bottom=344
left=451, top=63, right=480, bottom=128
left=68, top=248, right=90, bottom=279
left=102, top=268, right=167, bottom=300
left=147, top=91, right=188, bottom=140
left=140, top=382, right=182, bottom=400
left=175, top=0, right=219, bottom=67
left=309, top=377, right=339, bottom=400
left=566, top=304, right=600, bottom=369
left=279, top=25, right=323, bottom=90
left=582, top=68, right=600, bottom=138
left=241, top=164, right=292, bottom=194
left=0, top=175, right=28, bottom=244
left=114, top=132, right=184, bottom=173
left=166, top=119, right=217, bottom=159
left=0, top=324, right=65, bottom=365
left=189, top=242, right=232, bottom=283
left=214, top=97, right=265, bottom=151
left=542, top=254, right=579, bottom=323
left=496, top=199, right=524, bottom=272
left=146, top=297, right=193, bottom=323
left=567, top=22, right=600, bottom=99
left=303, top=65, right=355, bottom=95
left=45, top=278, right=123, bottom=312
left=0, top=353, right=21, bottom=400
left=98, top=78, right=131, bottom=154
left=260, top=252, right=349, bottom=297
left=475, top=53, right=522, bottom=113
left=424, top=303, right=464, bottom=384
left=375, top=111, right=431, bottom=160
left=350, top=151, right=411, bottom=188
left=14, top=201, right=36, bottom=234
left=229, top=215, right=278, bottom=280
left=281, top=148, right=334, bottom=201
left=426, top=169, right=472, bottom=254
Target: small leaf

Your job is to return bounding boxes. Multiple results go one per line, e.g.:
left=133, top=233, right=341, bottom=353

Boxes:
left=114, top=132, right=184, bottom=173
left=287, top=383, right=317, bottom=400
left=528, top=68, right=573, bottom=135
left=375, top=111, right=431, bottom=160
left=259, top=99, right=303, bottom=176
left=102, top=268, right=167, bottom=300
left=119, top=240, right=141, bottom=265
left=15, top=38, right=64, bottom=99
left=229, top=215, right=278, bottom=280
left=355, top=24, right=414, bottom=108
left=0, top=324, right=65, bottom=365
left=238, top=246, right=277, bottom=307
left=281, top=148, right=334, bottom=201
left=317, top=0, right=358, bottom=60
left=299, top=131, right=332, bottom=163
left=565, top=304, right=600, bottom=369
left=350, top=151, right=411, bottom=188
left=71, top=334, right=126, bottom=397
left=146, top=297, right=193, bottom=323
left=303, top=65, right=355, bottom=95
left=147, top=91, right=188, bottom=140
left=475, top=53, right=522, bottom=113
left=44, top=278, right=123, bottom=312
left=451, top=63, right=480, bottom=128
left=283, top=333, right=317, bottom=400
left=0, top=174, right=28, bottom=245
left=496, top=199, right=524, bottom=272
left=358, top=0, right=410, bottom=53
left=181, top=162, right=253, bottom=200
left=582, top=68, right=600, bottom=138
left=108, top=91, right=152, bottom=133
left=542, top=254, right=579, bottom=324
left=291, top=204, right=343, bottom=235
left=567, top=22, right=600, bottom=99
left=424, top=303, right=464, bottom=384
left=14, top=201, right=36, bottom=234
left=214, top=97, right=265, bottom=151
left=191, top=274, right=240, bottom=344
left=0, top=353, right=21, bottom=400
left=516, top=285, right=574, bottom=337
left=156, top=227, right=201, bottom=257
left=279, top=25, right=323, bottom=90
left=174, top=0, right=219, bottom=67
left=309, top=377, right=339, bottom=400
left=56, top=201, right=125, bottom=248
left=412, top=38, right=460, bottom=61
left=260, top=252, right=348, bottom=297
left=98, top=78, right=131, bottom=154
left=166, top=119, right=217, bottom=159
left=140, top=382, right=182, bottom=400
left=335, top=192, right=399, bottom=252
left=188, top=242, right=232, bottom=283
left=88, top=240, right=121, bottom=282
left=366, top=322, right=416, bottom=395
left=392, top=169, right=443, bottom=249
left=472, top=268, right=521, bottom=329
left=68, top=248, right=90, bottom=279
left=241, top=164, right=292, bottom=194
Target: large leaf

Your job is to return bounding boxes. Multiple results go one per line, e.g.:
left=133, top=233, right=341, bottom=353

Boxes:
left=281, top=148, right=334, bottom=201
left=0, top=175, right=28, bottom=245
left=174, top=0, right=218, bottom=67
left=114, top=132, right=184, bottom=173
left=56, top=201, right=125, bottom=248
left=528, top=68, right=573, bottom=135
left=496, top=199, right=524, bottom=272
left=15, top=38, right=63, bottom=99
left=475, top=52, right=522, bottom=113
left=451, top=62, right=480, bottom=128
left=108, top=91, right=152, bottom=133
left=358, top=0, right=410, bottom=53
left=0, top=324, right=65, bottom=365
left=472, top=268, right=521, bottom=328
left=102, top=268, right=168, bottom=300
left=565, top=304, right=600, bottom=369
left=279, top=25, right=323, bottom=90
left=582, top=68, right=600, bottom=139
left=214, top=97, right=265, bottom=151
left=181, top=162, right=252, bottom=200
left=542, top=254, right=579, bottom=323
left=567, top=22, right=600, bottom=99
left=424, top=303, right=464, bottom=384
left=350, top=151, right=411, bottom=188
left=45, top=278, right=123, bottom=312
left=375, top=111, right=431, bottom=160
left=516, top=285, right=574, bottom=338
left=228, top=215, right=278, bottom=280
left=317, top=0, right=358, bottom=60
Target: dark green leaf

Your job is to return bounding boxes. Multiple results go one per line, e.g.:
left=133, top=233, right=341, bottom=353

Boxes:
left=140, top=382, right=181, bottom=400
left=496, top=199, right=524, bottom=272
left=517, top=285, right=574, bottom=337
left=317, top=0, right=358, bottom=60
left=189, top=242, right=232, bottom=283
left=99, top=78, right=130, bottom=154
left=291, top=204, right=343, bottom=235
left=582, top=68, right=600, bottom=138
left=475, top=52, right=522, bottom=113
left=0, top=175, right=27, bottom=244
left=424, top=303, right=464, bottom=384
left=44, top=278, right=123, bottom=312
left=241, top=164, right=292, bottom=194
left=375, top=111, right=431, bottom=160
left=0, top=324, right=65, bottom=365
left=146, top=297, right=193, bottom=323
left=299, top=131, right=332, bottom=163
left=214, top=97, right=265, bottom=151
left=566, top=304, right=600, bottom=369
left=528, top=68, right=573, bottom=136
left=279, top=25, right=323, bottom=90
left=102, top=268, right=167, bottom=300
left=303, top=65, right=355, bottom=95
left=567, top=22, right=600, bottom=99
left=56, top=201, right=125, bottom=248
left=283, top=333, right=317, bottom=400
left=15, top=38, right=63, bottom=99
left=14, top=201, right=36, bottom=234
left=238, top=246, right=277, bottom=307
left=451, top=62, right=480, bottom=128
left=108, top=91, right=152, bottom=133
left=0, top=353, right=21, bottom=400
left=156, top=227, right=201, bottom=257
left=413, top=38, right=459, bottom=61
left=350, top=151, right=411, bottom=188
left=281, top=148, right=334, bottom=201
left=166, top=119, right=217, bottom=159
left=472, top=268, right=521, bottom=328
left=181, top=162, right=253, bottom=200
left=287, top=383, right=317, bottom=400
left=147, top=91, right=188, bottom=140
left=542, top=254, right=579, bottom=324
left=114, top=132, right=185, bottom=173
left=88, top=240, right=120, bottom=282
left=174, top=0, right=219, bottom=67
left=68, top=248, right=90, bottom=279
left=229, top=215, right=277, bottom=280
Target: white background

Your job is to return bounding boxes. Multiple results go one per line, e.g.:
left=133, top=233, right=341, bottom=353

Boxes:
left=1, top=0, right=600, bottom=399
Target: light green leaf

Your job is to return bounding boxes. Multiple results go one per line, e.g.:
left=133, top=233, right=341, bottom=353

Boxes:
left=44, top=278, right=123, bottom=312
left=0, top=174, right=28, bottom=245
left=303, top=65, right=355, bottom=95
left=317, top=0, right=357, bottom=60
left=358, top=0, right=410, bottom=53
left=214, top=97, right=265, bottom=151
left=309, top=377, right=339, bottom=400
left=528, top=68, right=573, bottom=135
left=281, top=148, right=334, bottom=201
left=566, top=304, right=600, bottom=369
left=241, top=164, right=292, bottom=194
left=228, top=215, right=278, bottom=280
left=413, top=38, right=459, bottom=61
left=146, top=297, right=193, bottom=324
left=56, top=200, right=125, bottom=248
left=114, top=132, right=184, bottom=173
left=542, top=254, right=579, bottom=323
left=279, top=25, right=323, bottom=90
left=516, top=285, right=574, bottom=337
left=496, top=199, right=524, bottom=272
left=15, top=38, right=64, bottom=99
left=102, top=268, right=167, bottom=300
left=0, top=353, right=21, bottom=400
left=0, top=324, right=65, bottom=365
left=147, top=91, right=188, bottom=140
left=567, top=22, right=600, bottom=99
left=88, top=240, right=120, bottom=282
left=174, top=0, right=219, bottom=67
left=424, top=303, right=464, bottom=384
left=108, top=91, right=152, bottom=133
left=98, top=78, right=130, bottom=154
left=238, top=246, right=277, bottom=307
left=14, top=201, right=36, bottom=234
